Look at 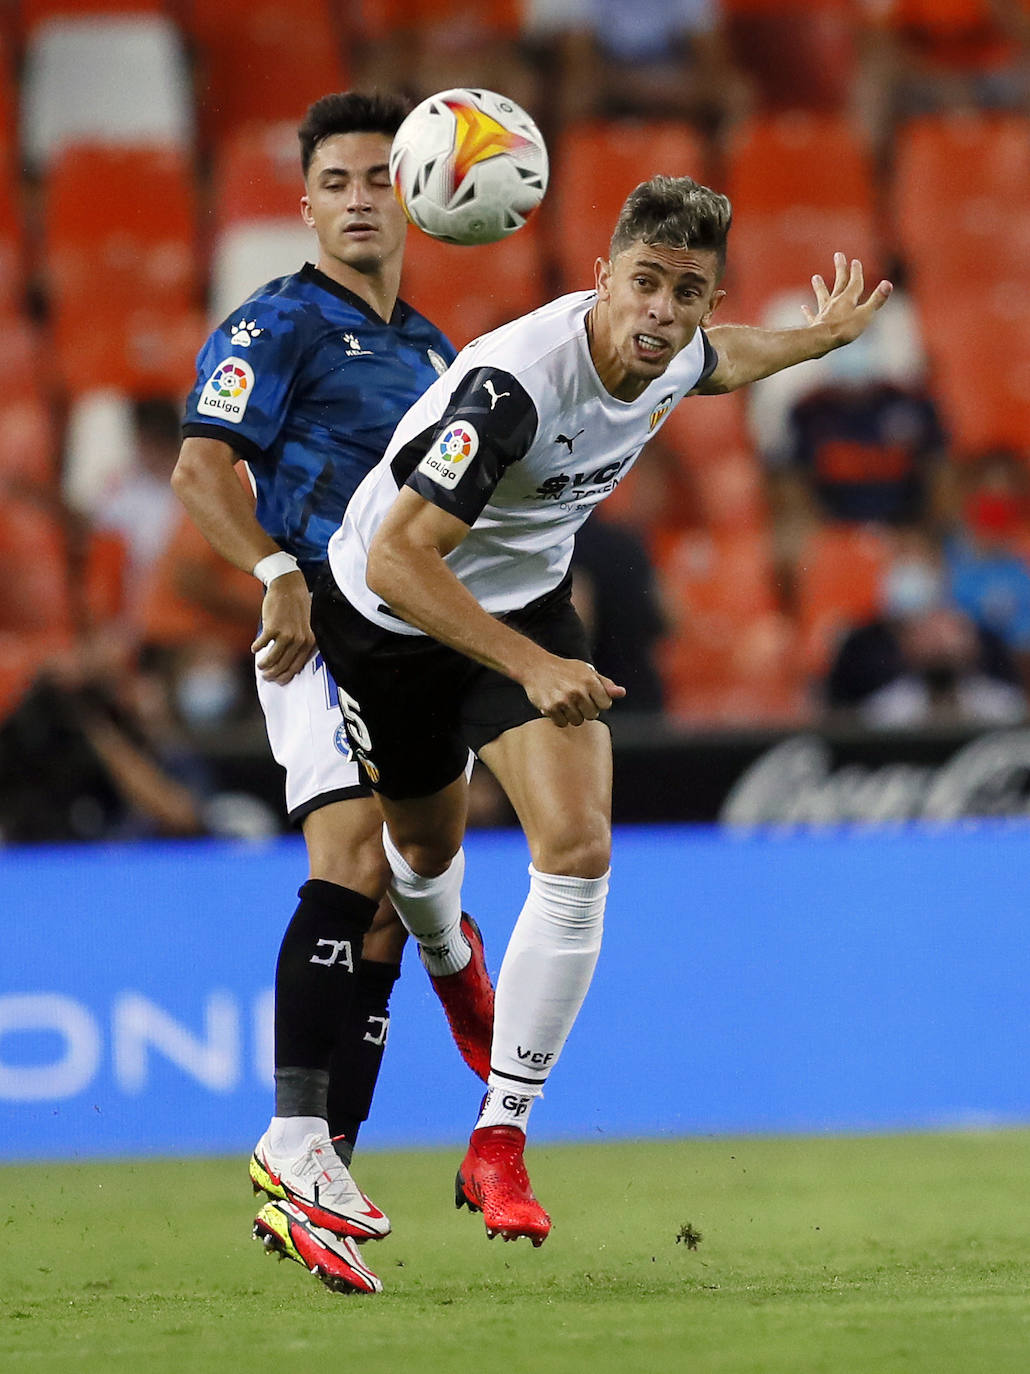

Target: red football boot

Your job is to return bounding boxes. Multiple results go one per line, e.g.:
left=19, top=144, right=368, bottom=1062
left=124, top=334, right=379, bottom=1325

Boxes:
left=428, top=913, right=495, bottom=1082
left=454, top=1125, right=551, bottom=1246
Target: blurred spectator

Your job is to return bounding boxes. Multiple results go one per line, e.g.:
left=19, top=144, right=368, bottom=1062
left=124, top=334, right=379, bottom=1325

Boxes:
left=0, top=630, right=210, bottom=843
left=750, top=284, right=951, bottom=583
left=92, top=396, right=184, bottom=621
left=944, top=447, right=1030, bottom=685
left=824, top=528, right=1024, bottom=723
left=571, top=514, right=670, bottom=715
left=721, top=0, right=859, bottom=115
left=524, top=0, right=751, bottom=134
left=859, top=0, right=1030, bottom=153
left=137, top=502, right=264, bottom=734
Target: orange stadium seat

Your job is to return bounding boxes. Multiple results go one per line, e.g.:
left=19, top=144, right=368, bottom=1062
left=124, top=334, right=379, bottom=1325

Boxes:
left=0, top=314, right=47, bottom=399
left=138, top=509, right=261, bottom=657
left=722, top=113, right=879, bottom=323
left=919, top=288, right=1030, bottom=453
left=0, top=498, right=74, bottom=636
left=0, top=394, right=59, bottom=491
left=212, top=123, right=304, bottom=228
left=43, top=145, right=203, bottom=392
left=186, top=0, right=346, bottom=148
left=0, top=149, right=25, bottom=314
left=653, top=526, right=803, bottom=723
left=45, top=144, right=199, bottom=309
left=355, top=0, right=522, bottom=38
left=552, top=120, right=708, bottom=291
left=400, top=221, right=546, bottom=347
left=893, top=114, right=1030, bottom=290
left=54, top=302, right=207, bottom=396
left=18, top=0, right=166, bottom=31
left=794, top=524, right=892, bottom=676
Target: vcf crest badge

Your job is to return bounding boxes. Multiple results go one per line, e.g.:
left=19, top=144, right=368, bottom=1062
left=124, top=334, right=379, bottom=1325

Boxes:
left=648, top=393, right=674, bottom=432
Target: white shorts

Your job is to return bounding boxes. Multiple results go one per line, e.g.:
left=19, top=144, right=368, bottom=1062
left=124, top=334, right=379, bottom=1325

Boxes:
left=256, top=650, right=368, bottom=822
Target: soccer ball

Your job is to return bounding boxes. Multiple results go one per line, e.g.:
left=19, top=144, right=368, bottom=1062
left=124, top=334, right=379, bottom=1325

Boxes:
left=389, top=88, right=548, bottom=246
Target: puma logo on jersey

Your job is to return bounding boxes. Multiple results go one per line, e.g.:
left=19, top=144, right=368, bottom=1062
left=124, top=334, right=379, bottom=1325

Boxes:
left=554, top=429, right=584, bottom=453
left=483, top=379, right=510, bottom=410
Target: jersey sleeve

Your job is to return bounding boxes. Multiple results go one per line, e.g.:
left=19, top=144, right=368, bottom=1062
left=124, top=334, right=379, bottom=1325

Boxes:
left=697, top=327, right=719, bottom=386
left=400, top=366, right=539, bottom=525
left=181, top=303, right=305, bottom=464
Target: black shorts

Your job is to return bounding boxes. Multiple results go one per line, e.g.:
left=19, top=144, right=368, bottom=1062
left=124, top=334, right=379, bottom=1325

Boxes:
left=310, top=572, right=592, bottom=800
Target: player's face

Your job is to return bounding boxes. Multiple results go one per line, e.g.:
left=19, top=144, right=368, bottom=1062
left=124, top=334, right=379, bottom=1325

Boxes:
left=301, top=132, right=407, bottom=277
left=592, top=240, right=724, bottom=400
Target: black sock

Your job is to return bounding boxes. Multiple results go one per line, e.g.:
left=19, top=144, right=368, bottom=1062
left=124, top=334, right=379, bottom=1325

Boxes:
left=328, top=958, right=402, bottom=1162
left=274, top=880, right=377, bottom=1118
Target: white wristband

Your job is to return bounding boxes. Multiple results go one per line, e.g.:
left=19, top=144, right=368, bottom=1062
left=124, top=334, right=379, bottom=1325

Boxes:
left=253, top=551, right=300, bottom=588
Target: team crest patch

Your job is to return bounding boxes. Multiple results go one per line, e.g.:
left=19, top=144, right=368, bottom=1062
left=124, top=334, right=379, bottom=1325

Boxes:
left=198, top=357, right=255, bottom=423
left=333, top=722, right=353, bottom=760
left=417, top=421, right=479, bottom=489
left=649, top=394, right=674, bottom=432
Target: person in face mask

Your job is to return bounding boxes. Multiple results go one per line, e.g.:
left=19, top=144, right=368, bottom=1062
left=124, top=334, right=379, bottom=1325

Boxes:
left=945, top=448, right=1030, bottom=692
left=824, top=529, right=1024, bottom=719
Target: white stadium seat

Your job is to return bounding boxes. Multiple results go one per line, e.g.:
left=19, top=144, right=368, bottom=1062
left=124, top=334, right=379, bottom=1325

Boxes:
left=20, top=16, right=193, bottom=168
left=208, top=222, right=316, bottom=323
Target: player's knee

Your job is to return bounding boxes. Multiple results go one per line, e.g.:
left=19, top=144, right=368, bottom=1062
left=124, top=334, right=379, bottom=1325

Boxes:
left=312, top=832, right=391, bottom=896
left=396, top=837, right=460, bottom=879
left=532, top=816, right=611, bottom=878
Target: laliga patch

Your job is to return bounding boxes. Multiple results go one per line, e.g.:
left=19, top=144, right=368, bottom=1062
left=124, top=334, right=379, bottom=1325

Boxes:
left=417, top=421, right=479, bottom=489
left=197, top=357, right=255, bottom=423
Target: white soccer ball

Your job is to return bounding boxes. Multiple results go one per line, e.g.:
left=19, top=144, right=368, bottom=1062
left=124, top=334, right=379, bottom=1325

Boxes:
left=389, top=88, right=549, bottom=246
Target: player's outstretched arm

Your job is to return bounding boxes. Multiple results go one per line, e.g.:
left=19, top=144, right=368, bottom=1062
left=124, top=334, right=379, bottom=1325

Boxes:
left=696, top=252, right=893, bottom=394
left=366, top=489, right=624, bottom=726
left=172, top=436, right=315, bottom=683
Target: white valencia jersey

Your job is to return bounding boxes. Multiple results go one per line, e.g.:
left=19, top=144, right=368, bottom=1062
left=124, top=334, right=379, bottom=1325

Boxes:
left=327, top=290, right=717, bottom=634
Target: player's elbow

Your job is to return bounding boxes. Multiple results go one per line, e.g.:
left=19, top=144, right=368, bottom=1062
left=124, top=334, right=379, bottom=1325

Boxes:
left=365, top=529, right=405, bottom=604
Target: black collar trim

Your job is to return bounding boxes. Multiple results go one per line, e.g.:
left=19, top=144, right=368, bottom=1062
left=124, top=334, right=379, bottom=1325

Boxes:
left=299, top=263, right=406, bottom=326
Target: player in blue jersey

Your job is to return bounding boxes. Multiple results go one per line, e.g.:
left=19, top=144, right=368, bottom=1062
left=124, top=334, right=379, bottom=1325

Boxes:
left=171, top=92, right=495, bottom=1296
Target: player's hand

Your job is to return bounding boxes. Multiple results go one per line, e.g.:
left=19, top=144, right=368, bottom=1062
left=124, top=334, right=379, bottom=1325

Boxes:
left=802, top=252, right=892, bottom=348
left=522, top=654, right=626, bottom=727
left=251, top=571, right=316, bottom=683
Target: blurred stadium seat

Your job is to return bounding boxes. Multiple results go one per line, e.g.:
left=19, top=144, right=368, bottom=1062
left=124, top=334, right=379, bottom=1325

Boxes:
left=893, top=113, right=1030, bottom=289
left=20, top=15, right=193, bottom=169
left=653, top=525, right=803, bottom=722
left=212, top=122, right=302, bottom=227
left=0, top=394, right=59, bottom=492
left=18, top=0, right=166, bottom=29
left=551, top=120, right=707, bottom=291
left=185, top=0, right=346, bottom=148
left=43, top=145, right=202, bottom=392
left=208, top=221, right=316, bottom=323
left=0, top=496, right=74, bottom=634
left=400, top=221, right=546, bottom=346
left=722, top=112, right=880, bottom=322
left=794, top=524, right=892, bottom=676
left=919, top=287, right=1030, bottom=453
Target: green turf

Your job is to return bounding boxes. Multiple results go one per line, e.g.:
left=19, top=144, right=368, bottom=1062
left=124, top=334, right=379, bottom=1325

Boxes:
left=3, top=1131, right=1029, bottom=1374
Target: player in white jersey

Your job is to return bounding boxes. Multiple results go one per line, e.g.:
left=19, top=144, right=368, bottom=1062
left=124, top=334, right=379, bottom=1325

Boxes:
left=312, top=174, right=893, bottom=1244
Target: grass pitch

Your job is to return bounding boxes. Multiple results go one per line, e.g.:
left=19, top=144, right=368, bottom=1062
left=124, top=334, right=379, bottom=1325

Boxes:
left=3, top=1131, right=1029, bottom=1374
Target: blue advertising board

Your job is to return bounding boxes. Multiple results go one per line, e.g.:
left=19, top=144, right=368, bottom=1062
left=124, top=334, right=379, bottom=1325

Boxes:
left=2, top=822, right=1029, bottom=1161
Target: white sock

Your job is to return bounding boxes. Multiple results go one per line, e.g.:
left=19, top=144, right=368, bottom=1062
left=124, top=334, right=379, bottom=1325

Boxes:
left=487, top=864, right=608, bottom=1107
left=268, top=1114, right=327, bottom=1159
left=381, top=824, right=469, bottom=976
left=476, top=1085, right=538, bottom=1132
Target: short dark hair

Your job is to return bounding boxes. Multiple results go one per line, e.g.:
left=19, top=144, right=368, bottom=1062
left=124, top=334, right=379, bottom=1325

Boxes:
left=610, top=175, right=733, bottom=273
left=297, top=91, right=413, bottom=176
